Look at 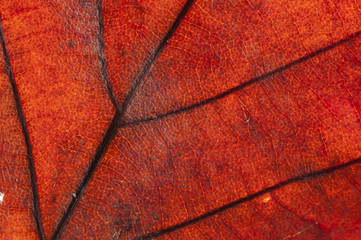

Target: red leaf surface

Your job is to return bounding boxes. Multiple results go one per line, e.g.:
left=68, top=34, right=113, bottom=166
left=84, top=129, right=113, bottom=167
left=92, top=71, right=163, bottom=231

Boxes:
left=1, top=0, right=361, bottom=239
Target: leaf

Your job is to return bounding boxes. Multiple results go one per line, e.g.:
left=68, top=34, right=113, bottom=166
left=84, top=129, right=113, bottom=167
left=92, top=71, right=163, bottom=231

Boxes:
left=1, top=0, right=361, bottom=239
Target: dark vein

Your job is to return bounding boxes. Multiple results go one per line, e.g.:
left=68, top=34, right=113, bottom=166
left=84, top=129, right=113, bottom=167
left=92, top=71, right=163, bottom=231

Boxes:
left=0, top=20, right=45, bottom=240
left=51, top=0, right=195, bottom=239
left=118, top=0, right=196, bottom=117
left=120, top=30, right=361, bottom=127
left=51, top=110, right=121, bottom=240
left=136, top=156, right=361, bottom=240
left=96, top=0, right=120, bottom=110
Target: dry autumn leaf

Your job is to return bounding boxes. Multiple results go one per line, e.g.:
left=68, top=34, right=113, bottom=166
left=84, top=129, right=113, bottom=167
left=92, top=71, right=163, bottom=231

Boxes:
left=1, top=0, right=361, bottom=239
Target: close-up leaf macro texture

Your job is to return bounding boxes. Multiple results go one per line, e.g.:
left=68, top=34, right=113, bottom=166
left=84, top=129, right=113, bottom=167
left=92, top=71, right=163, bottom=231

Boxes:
left=1, top=0, right=361, bottom=239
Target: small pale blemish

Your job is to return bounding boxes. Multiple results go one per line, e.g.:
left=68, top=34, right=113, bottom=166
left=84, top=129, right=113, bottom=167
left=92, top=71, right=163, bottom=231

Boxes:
left=72, top=193, right=76, bottom=198
left=0, top=192, right=4, bottom=205
left=262, top=193, right=271, bottom=203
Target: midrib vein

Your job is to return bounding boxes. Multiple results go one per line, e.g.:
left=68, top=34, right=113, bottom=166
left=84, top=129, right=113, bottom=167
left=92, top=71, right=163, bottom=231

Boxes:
left=51, top=0, right=196, bottom=239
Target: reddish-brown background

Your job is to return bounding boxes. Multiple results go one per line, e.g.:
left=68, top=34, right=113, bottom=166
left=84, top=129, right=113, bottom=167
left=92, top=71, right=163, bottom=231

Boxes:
left=1, top=0, right=361, bottom=239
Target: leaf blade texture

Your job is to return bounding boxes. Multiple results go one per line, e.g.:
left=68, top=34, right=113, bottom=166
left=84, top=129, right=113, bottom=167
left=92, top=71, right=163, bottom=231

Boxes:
left=0, top=0, right=361, bottom=239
